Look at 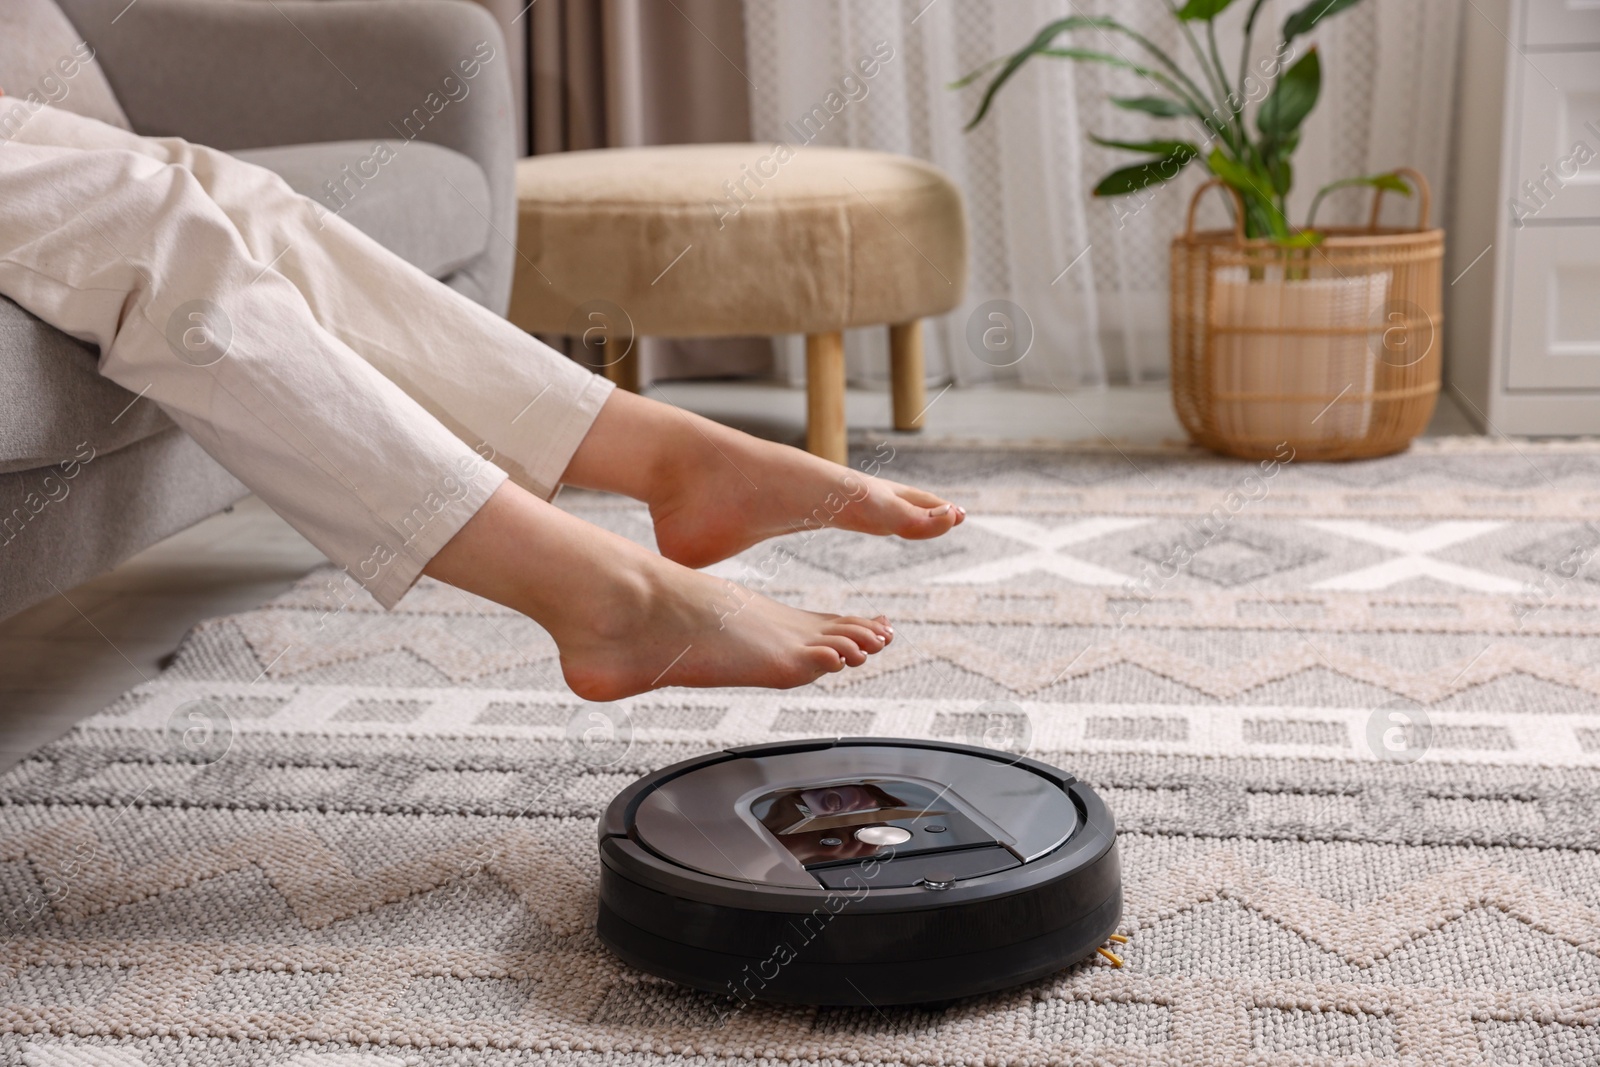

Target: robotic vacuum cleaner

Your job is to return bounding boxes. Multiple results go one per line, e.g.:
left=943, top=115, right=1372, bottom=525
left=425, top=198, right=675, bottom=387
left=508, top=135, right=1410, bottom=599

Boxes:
left=595, top=736, right=1120, bottom=1006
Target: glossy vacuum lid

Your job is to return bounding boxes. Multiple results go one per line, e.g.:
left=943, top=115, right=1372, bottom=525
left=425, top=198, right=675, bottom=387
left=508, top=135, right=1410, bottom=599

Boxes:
left=617, top=738, right=1082, bottom=890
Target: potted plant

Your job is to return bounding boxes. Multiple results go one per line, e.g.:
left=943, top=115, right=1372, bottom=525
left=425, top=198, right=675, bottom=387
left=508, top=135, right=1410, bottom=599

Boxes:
left=958, top=0, right=1444, bottom=460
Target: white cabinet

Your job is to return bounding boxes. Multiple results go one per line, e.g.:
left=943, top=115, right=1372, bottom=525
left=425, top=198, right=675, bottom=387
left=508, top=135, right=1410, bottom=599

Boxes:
left=1447, top=0, right=1600, bottom=433
left=1513, top=53, right=1600, bottom=222
left=1507, top=226, right=1600, bottom=389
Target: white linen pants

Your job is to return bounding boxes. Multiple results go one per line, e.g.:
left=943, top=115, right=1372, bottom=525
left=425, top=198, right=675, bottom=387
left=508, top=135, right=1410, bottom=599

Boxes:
left=0, top=99, right=613, bottom=608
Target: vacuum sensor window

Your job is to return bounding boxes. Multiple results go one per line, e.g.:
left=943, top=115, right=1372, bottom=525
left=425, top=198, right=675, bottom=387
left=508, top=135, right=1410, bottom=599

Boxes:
left=751, top=778, right=964, bottom=866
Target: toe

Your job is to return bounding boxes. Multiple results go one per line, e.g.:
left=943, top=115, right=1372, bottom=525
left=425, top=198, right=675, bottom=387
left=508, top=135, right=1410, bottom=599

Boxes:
left=827, top=621, right=887, bottom=654
left=816, top=633, right=869, bottom=667
left=888, top=482, right=945, bottom=508
left=801, top=644, right=846, bottom=677
left=836, top=612, right=892, bottom=639
left=894, top=497, right=962, bottom=540
left=876, top=484, right=960, bottom=540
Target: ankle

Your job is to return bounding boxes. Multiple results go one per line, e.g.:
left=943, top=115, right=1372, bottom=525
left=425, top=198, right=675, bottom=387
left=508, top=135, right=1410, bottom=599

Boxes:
left=644, top=408, right=751, bottom=504
left=558, top=388, right=728, bottom=505
left=599, top=554, right=663, bottom=639
left=548, top=544, right=662, bottom=644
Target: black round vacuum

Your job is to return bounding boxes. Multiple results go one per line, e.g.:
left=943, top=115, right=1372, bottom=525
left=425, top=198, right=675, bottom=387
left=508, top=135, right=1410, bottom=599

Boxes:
left=595, top=736, right=1120, bottom=1006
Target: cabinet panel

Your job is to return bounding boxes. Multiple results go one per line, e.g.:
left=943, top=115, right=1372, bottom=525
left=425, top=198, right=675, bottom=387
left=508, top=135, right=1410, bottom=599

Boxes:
left=1506, top=225, right=1600, bottom=389
left=1525, top=0, right=1600, bottom=46
left=1511, top=51, right=1600, bottom=223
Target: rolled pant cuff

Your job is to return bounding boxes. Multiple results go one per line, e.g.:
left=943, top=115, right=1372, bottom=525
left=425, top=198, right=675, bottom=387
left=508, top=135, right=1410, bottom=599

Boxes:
left=364, top=368, right=609, bottom=610
left=508, top=372, right=616, bottom=502
left=363, top=461, right=510, bottom=610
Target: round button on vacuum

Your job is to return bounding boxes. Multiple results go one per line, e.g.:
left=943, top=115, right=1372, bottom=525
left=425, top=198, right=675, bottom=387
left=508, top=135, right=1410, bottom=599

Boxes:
left=854, top=825, right=912, bottom=846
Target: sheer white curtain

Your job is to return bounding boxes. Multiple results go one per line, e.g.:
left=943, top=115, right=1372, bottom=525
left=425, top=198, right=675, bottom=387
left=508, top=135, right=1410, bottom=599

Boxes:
left=741, top=0, right=1463, bottom=390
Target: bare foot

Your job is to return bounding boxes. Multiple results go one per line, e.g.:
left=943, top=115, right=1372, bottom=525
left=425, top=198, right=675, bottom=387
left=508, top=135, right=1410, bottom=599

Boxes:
left=559, top=390, right=966, bottom=572
left=553, top=552, right=894, bottom=701
left=423, top=482, right=893, bottom=701
left=649, top=428, right=966, bottom=571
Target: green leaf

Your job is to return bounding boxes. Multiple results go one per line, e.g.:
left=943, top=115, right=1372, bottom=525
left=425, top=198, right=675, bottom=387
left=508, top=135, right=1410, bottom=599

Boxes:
left=1110, top=94, right=1191, bottom=118
left=947, top=55, right=1009, bottom=91
left=1090, top=135, right=1200, bottom=156
left=1093, top=151, right=1198, bottom=196
left=1363, top=173, right=1413, bottom=194
left=1303, top=170, right=1413, bottom=228
left=1176, top=0, right=1235, bottom=19
left=1236, top=0, right=1273, bottom=127
left=1242, top=0, right=1271, bottom=35
left=1267, top=156, right=1293, bottom=196
left=1206, top=147, right=1290, bottom=237
left=1257, top=48, right=1320, bottom=138
left=1273, top=230, right=1326, bottom=248
left=1283, top=0, right=1365, bottom=42
left=1035, top=48, right=1221, bottom=134
left=957, top=17, right=1212, bottom=132
left=1205, top=146, right=1259, bottom=190
left=1090, top=138, right=1199, bottom=195
left=1036, top=48, right=1165, bottom=77
left=955, top=17, right=1125, bottom=128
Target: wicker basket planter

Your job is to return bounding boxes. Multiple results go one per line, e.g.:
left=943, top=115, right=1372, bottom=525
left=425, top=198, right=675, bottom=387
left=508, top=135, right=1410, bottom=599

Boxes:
left=1170, top=168, right=1443, bottom=461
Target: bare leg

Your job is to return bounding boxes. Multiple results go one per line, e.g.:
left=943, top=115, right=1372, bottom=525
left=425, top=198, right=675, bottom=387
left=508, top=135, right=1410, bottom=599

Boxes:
left=423, top=481, right=892, bottom=700
left=560, top=389, right=966, bottom=570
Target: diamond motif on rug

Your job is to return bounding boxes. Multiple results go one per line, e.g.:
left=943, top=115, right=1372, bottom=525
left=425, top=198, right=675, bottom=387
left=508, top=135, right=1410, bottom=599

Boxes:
left=1134, top=528, right=1324, bottom=587
left=1505, top=524, right=1600, bottom=585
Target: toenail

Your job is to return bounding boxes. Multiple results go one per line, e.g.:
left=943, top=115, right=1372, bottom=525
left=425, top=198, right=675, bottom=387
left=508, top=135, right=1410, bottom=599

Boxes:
left=930, top=504, right=951, bottom=517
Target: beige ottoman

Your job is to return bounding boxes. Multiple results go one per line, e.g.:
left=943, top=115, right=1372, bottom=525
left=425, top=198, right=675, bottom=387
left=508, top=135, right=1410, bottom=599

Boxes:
left=507, top=144, right=968, bottom=463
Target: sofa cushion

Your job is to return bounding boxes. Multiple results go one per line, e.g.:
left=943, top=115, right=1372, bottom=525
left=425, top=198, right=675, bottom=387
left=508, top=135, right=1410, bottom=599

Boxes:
left=0, top=297, right=174, bottom=475
left=233, top=140, right=492, bottom=280
left=0, top=0, right=132, bottom=131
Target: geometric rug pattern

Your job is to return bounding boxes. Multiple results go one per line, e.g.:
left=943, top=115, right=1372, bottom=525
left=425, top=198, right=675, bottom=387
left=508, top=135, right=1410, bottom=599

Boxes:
left=5, top=437, right=1600, bottom=1065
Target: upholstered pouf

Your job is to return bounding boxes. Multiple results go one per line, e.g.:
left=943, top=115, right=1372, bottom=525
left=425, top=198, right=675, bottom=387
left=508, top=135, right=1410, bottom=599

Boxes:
left=507, top=144, right=968, bottom=463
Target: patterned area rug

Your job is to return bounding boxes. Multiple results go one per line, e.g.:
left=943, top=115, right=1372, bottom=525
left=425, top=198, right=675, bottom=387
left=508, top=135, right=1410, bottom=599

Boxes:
left=5, top=438, right=1600, bottom=1067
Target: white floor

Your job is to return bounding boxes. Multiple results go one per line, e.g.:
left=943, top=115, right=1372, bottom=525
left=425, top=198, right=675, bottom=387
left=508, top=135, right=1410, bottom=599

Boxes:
left=0, top=383, right=1480, bottom=773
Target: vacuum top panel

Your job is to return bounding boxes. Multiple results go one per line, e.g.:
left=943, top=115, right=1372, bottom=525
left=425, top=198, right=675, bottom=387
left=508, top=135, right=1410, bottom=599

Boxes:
left=627, top=740, right=1080, bottom=889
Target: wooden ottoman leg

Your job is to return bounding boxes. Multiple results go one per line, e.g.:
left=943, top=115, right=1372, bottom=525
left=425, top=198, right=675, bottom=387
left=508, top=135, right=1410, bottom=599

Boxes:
left=602, top=344, right=641, bottom=393
left=805, top=331, right=847, bottom=464
left=890, top=320, right=926, bottom=432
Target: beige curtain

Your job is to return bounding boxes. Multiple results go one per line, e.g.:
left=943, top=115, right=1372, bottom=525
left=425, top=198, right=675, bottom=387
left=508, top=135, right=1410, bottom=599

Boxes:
left=471, top=0, right=772, bottom=382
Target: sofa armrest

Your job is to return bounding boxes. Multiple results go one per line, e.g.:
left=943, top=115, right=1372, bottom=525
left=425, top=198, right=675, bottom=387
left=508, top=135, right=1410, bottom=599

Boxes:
left=58, top=0, right=518, bottom=313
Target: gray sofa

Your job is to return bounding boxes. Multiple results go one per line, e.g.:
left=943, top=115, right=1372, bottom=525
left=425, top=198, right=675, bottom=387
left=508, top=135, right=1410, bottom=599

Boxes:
left=0, top=0, right=518, bottom=620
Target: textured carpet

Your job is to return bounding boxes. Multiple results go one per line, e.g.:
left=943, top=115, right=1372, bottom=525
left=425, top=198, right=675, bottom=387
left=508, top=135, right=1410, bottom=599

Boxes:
left=6, top=438, right=1600, bottom=1067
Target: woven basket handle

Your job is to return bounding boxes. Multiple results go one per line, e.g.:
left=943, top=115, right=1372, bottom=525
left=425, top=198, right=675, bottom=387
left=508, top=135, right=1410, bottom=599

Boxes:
left=1184, top=178, right=1248, bottom=244
left=1367, top=167, right=1431, bottom=231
